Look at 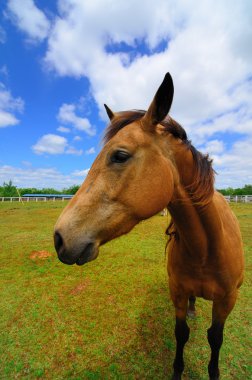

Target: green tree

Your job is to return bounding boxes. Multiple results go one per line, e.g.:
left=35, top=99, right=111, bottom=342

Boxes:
left=218, top=184, right=252, bottom=196
left=242, top=184, right=252, bottom=195
left=19, top=188, right=40, bottom=196
left=0, top=180, right=18, bottom=197
left=62, top=185, right=80, bottom=195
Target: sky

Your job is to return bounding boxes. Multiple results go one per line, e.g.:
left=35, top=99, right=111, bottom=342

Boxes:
left=0, top=0, right=252, bottom=190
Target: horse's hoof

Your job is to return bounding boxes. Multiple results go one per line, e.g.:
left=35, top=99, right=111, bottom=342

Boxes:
left=187, top=310, right=196, bottom=319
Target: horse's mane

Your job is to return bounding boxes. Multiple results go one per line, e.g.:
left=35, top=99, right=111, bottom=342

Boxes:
left=103, top=110, right=215, bottom=205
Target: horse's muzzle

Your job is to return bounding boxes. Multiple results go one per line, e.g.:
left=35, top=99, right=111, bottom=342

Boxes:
left=54, top=231, right=98, bottom=265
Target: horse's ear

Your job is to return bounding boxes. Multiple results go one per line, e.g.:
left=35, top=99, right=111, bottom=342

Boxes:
left=142, top=73, right=174, bottom=130
left=104, top=104, right=115, bottom=121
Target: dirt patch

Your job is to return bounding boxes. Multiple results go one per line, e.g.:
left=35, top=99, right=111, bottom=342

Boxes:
left=30, top=250, right=52, bottom=260
left=70, top=278, right=91, bottom=295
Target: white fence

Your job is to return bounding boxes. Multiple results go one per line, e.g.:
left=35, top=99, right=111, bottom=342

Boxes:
left=224, top=195, right=252, bottom=203
left=1, top=196, right=72, bottom=202
left=1, top=195, right=252, bottom=203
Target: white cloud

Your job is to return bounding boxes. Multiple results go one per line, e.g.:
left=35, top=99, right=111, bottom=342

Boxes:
left=73, top=135, right=82, bottom=141
left=85, top=147, right=95, bottom=155
left=0, top=83, right=23, bottom=111
left=57, top=126, right=71, bottom=133
left=32, top=133, right=84, bottom=156
left=0, top=110, right=19, bottom=128
left=0, top=25, right=7, bottom=44
left=66, top=146, right=83, bottom=156
left=0, top=83, right=24, bottom=128
left=203, top=140, right=225, bottom=155
left=7, top=0, right=252, bottom=139
left=6, top=0, right=50, bottom=42
left=186, top=79, right=252, bottom=144
left=32, top=134, right=67, bottom=155
left=72, top=168, right=90, bottom=177
left=0, top=164, right=88, bottom=189
left=42, top=0, right=252, bottom=128
left=0, top=65, right=9, bottom=77
left=21, top=160, right=32, bottom=167
left=213, top=138, right=252, bottom=188
left=58, top=102, right=95, bottom=136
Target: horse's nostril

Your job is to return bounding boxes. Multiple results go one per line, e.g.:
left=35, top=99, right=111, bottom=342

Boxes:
left=54, top=231, right=64, bottom=253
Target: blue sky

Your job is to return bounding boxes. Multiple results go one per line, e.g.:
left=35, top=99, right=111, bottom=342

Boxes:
left=0, top=0, right=252, bottom=189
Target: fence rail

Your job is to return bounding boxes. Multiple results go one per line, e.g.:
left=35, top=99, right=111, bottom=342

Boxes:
left=224, top=195, right=252, bottom=203
left=1, top=196, right=73, bottom=202
left=1, top=195, right=252, bottom=203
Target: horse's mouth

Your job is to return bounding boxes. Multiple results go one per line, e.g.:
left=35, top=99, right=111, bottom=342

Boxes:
left=76, top=242, right=99, bottom=266
left=56, top=240, right=99, bottom=266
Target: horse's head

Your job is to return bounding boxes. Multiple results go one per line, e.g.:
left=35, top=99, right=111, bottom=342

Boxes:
left=54, top=73, right=177, bottom=265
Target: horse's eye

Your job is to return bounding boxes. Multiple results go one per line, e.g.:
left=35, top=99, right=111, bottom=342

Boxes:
left=111, top=150, right=131, bottom=164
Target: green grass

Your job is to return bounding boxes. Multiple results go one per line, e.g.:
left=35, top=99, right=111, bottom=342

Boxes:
left=0, top=201, right=251, bottom=379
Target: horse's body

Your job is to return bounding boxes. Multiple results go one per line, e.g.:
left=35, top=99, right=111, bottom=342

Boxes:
left=168, top=190, right=243, bottom=304
left=54, top=73, right=244, bottom=379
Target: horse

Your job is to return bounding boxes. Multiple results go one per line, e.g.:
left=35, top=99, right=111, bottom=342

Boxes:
left=54, top=73, right=244, bottom=380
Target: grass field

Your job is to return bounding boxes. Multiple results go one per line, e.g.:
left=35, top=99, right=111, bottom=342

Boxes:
left=0, top=201, right=251, bottom=379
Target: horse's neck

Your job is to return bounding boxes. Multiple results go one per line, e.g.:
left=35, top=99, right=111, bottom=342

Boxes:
left=168, top=186, right=222, bottom=261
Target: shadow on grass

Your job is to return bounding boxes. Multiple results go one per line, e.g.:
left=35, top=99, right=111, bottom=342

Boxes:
left=106, top=282, right=203, bottom=380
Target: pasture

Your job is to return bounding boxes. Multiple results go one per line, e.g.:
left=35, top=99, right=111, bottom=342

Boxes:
left=0, top=202, right=251, bottom=379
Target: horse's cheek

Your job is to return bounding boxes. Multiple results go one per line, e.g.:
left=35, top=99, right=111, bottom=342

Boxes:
left=132, top=162, right=174, bottom=219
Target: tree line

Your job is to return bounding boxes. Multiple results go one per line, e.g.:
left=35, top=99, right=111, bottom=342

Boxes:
left=0, top=181, right=80, bottom=197
left=0, top=180, right=252, bottom=197
left=217, top=184, right=252, bottom=196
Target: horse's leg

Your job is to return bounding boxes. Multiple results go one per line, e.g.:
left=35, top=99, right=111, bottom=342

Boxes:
left=207, top=292, right=237, bottom=380
left=187, top=295, right=196, bottom=318
left=171, top=296, right=190, bottom=380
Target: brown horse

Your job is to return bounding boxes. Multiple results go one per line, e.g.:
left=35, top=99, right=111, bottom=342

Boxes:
left=54, top=73, right=244, bottom=380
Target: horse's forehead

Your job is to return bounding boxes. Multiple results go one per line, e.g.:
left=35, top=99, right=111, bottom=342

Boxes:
left=108, top=122, right=151, bottom=147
